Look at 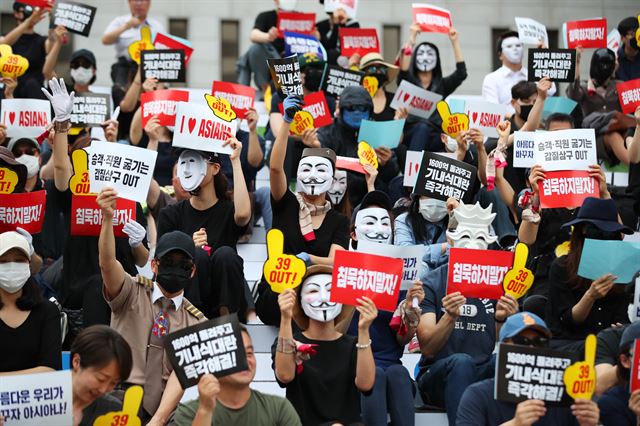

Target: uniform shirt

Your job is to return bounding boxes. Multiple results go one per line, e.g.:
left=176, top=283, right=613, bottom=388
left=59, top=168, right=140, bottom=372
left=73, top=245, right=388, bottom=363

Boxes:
left=103, top=14, right=166, bottom=59
left=482, top=65, right=556, bottom=115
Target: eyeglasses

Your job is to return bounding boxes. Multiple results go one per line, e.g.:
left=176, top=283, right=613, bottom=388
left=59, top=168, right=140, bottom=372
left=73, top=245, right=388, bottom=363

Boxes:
left=510, top=335, right=549, bottom=347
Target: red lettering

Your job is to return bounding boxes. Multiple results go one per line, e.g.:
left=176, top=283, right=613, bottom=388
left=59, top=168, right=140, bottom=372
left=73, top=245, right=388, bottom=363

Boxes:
left=480, top=113, right=501, bottom=127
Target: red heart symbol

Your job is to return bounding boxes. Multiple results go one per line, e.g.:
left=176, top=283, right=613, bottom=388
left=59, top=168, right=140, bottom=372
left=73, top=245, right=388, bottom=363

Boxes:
left=403, top=93, right=411, bottom=103
left=9, top=112, right=15, bottom=125
left=188, top=118, right=196, bottom=133
left=414, top=162, right=419, bottom=174
left=472, top=112, right=478, bottom=124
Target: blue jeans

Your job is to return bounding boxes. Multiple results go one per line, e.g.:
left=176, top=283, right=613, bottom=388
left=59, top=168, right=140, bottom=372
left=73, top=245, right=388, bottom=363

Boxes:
left=417, top=354, right=495, bottom=425
left=361, top=365, right=415, bottom=426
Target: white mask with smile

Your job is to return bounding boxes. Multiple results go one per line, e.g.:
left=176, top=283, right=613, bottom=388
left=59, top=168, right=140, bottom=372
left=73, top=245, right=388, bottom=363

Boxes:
left=328, top=169, right=347, bottom=205
left=300, top=273, right=342, bottom=322
left=415, top=44, right=437, bottom=72
left=297, top=156, right=333, bottom=196
left=501, top=37, right=524, bottom=64
left=355, top=207, right=392, bottom=244
left=177, top=150, right=207, bottom=192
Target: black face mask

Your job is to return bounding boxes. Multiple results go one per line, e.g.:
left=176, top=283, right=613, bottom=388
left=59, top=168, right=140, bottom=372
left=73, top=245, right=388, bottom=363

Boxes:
left=304, top=67, right=323, bottom=92
left=583, top=223, right=621, bottom=241
left=518, top=104, right=533, bottom=122
left=156, top=264, right=192, bottom=293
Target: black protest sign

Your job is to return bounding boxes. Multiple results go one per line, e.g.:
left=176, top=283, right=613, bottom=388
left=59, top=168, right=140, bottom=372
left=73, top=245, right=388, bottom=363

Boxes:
left=164, top=314, right=248, bottom=389
left=267, top=55, right=303, bottom=98
left=413, top=152, right=476, bottom=202
left=495, top=343, right=579, bottom=405
left=141, top=49, right=186, bottom=83
left=320, top=64, right=364, bottom=97
left=52, top=1, right=96, bottom=37
left=70, top=93, right=111, bottom=127
left=528, top=48, right=576, bottom=83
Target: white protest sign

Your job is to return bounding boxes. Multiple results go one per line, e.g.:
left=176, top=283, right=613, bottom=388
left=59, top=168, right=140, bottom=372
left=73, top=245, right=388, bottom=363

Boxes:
left=403, top=150, right=424, bottom=188
left=0, top=370, right=72, bottom=425
left=533, top=128, right=597, bottom=171
left=607, top=29, right=621, bottom=55
left=513, top=131, right=536, bottom=168
left=88, top=141, right=157, bottom=203
left=1, top=99, right=51, bottom=138
left=391, top=80, right=442, bottom=119
left=515, top=17, right=548, bottom=46
left=357, top=240, right=424, bottom=290
left=324, top=0, right=358, bottom=19
left=464, top=100, right=506, bottom=138
left=173, top=102, right=237, bottom=155
left=633, top=276, right=640, bottom=321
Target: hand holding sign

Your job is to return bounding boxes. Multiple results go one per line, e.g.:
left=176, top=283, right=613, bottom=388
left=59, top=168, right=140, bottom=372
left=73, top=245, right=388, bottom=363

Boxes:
left=0, top=45, right=29, bottom=78
left=437, top=101, right=469, bottom=138
left=563, top=334, right=597, bottom=400
left=263, top=229, right=306, bottom=293
left=358, top=141, right=378, bottom=169
left=502, top=243, right=535, bottom=299
left=128, top=26, right=155, bottom=64
left=93, top=385, right=143, bottom=426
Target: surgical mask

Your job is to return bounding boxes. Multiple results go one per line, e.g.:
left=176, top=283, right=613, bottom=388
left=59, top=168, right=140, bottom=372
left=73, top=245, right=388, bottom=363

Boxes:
left=446, top=136, right=458, bottom=152
left=0, top=262, right=30, bottom=293
left=419, top=198, right=448, bottom=222
left=501, top=37, right=524, bottom=64
left=70, top=67, right=94, bottom=85
left=16, top=154, right=39, bottom=178
left=278, top=0, right=297, bottom=11
left=156, top=264, right=191, bottom=294
left=303, top=67, right=323, bottom=92
left=300, top=274, right=342, bottom=322
left=518, top=104, right=533, bottom=122
left=296, top=156, right=333, bottom=196
left=328, top=170, right=347, bottom=205
left=342, top=109, right=370, bottom=129
left=177, top=150, right=207, bottom=192
left=415, top=44, right=437, bottom=72
left=355, top=207, right=392, bottom=244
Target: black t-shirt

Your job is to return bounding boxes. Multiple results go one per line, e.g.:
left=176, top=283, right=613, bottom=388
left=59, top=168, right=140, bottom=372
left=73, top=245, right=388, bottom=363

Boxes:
left=79, top=394, right=122, bottom=426
left=371, top=91, right=396, bottom=122
left=12, top=33, right=47, bottom=100
left=254, top=10, right=284, bottom=55
left=154, top=142, right=177, bottom=187
left=316, top=18, right=360, bottom=65
left=38, top=179, right=67, bottom=260
left=595, top=326, right=625, bottom=365
left=0, top=299, right=62, bottom=372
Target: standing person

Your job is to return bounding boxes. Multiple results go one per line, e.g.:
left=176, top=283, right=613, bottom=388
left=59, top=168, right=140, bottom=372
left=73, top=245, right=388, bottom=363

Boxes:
left=615, top=17, right=640, bottom=82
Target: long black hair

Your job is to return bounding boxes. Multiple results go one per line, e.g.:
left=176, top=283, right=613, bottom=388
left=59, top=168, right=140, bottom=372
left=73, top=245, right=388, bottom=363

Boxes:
left=405, top=195, right=448, bottom=243
left=0, top=276, right=45, bottom=310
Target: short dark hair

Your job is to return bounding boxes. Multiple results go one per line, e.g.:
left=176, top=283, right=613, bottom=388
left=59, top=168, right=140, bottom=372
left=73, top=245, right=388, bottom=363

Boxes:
left=497, top=31, right=520, bottom=54
left=545, top=113, right=575, bottom=130
left=511, top=81, right=537, bottom=101
left=618, top=17, right=639, bottom=36
left=71, top=325, right=133, bottom=382
left=0, top=276, right=44, bottom=310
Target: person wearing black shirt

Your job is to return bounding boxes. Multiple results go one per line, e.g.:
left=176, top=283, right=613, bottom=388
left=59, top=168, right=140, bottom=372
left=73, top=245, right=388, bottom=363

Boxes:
left=316, top=7, right=359, bottom=65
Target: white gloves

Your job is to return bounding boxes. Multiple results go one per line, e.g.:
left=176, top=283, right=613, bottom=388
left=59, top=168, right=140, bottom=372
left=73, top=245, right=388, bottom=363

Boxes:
left=15, top=227, right=34, bottom=256
left=41, top=78, right=75, bottom=122
left=123, top=221, right=146, bottom=248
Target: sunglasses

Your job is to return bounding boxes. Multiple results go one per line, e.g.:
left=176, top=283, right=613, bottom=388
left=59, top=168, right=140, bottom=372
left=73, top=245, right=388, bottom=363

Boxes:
left=70, top=60, right=93, bottom=70
left=510, top=335, right=549, bottom=348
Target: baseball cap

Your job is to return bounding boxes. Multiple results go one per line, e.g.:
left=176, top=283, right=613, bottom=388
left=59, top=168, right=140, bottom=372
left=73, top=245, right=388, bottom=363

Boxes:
left=7, top=137, right=39, bottom=153
left=155, top=231, right=195, bottom=260
left=620, top=321, right=640, bottom=352
left=351, top=190, right=393, bottom=224
left=499, top=312, right=552, bottom=342
left=70, top=49, right=97, bottom=67
left=0, top=231, right=30, bottom=258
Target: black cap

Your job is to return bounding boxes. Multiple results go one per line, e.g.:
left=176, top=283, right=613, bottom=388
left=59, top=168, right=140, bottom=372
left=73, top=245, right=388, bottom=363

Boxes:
left=620, top=322, right=640, bottom=352
left=70, top=49, right=97, bottom=67
left=155, top=231, right=195, bottom=260
left=351, top=190, right=392, bottom=224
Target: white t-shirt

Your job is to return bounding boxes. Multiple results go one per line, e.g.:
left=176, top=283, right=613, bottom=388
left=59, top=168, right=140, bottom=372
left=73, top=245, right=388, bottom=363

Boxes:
left=103, top=14, right=166, bottom=59
left=481, top=65, right=556, bottom=115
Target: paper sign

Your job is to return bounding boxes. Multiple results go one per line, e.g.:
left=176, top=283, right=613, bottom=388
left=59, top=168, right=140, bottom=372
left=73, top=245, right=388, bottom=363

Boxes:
left=70, top=195, right=135, bottom=237
left=92, top=385, right=142, bottom=426
left=403, top=150, right=424, bottom=188
left=513, top=131, right=536, bottom=169
left=528, top=48, right=576, bottom=83
left=495, top=343, right=577, bottom=405
left=437, top=101, right=469, bottom=138
left=362, top=75, right=378, bottom=98
left=0, top=45, right=29, bottom=78
left=267, top=55, right=303, bottom=98
left=412, top=3, right=452, bottom=34
left=617, top=78, right=640, bottom=114
left=578, top=239, right=640, bottom=284
left=0, top=167, right=19, bottom=194
left=204, top=94, right=237, bottom=122
left=607, top=29, right=621, bottom=54
left=336, top=156, right=365, bottom=174
left=1, top=98, right=51, bottom=138
left=0, top=370, right=72, bottom=425
left=464, top=100, right=506, bottom=138
left=502, top=243, right=534, bottom=299
left=284, top=31, right=325, bottom=58
left=278, top=91, right=333, bottom=135
left=331, top=249, right=403, bottom=311
left=324, top=0, right=358, bottom=19
left=128, top=26, right=155, bottom=64
left=391, top=80, right=442, bottom=119
left=0, top=190, right=46, bottom=234
left=173, top=102, right=237, bottom=154
left=565, top=18, right=607, bottom=49
left=357, top=141, right=378, bottom=169
left=71, top=93, right=111, bottom=127
left=563, top=334, right=597, bottom=400
left=533, top=128, right=596, bottom=171
left=141, top=89, right=189, bottom=128
left=413, top=152, right=477, bottom=202
left=515, top=17, right=548, bottom=46
left=277, top=12, right=316, bottom=37
left=542, top=97, right=578, bottom=120
left=339, top=27, right=380, bottom=57
left=165, top=314, right=248, bottom=389
left=320, top=65, right=364, bottom=97
left=263, top=229, right=306, bottom=293
left=447, top=248, right=514, bottom=299
left=52, top=1, right=96, bottom=37
left=141, top=49, right=185, bottom=83
left=154, top=32, right=194, bottom=64
left=538, top=170, right=598, bottom=209
left=211, top=81, right=256, bottom=119
left=358, top=119, right=405, bottom=149
left=356, top=240, right=424, bottom=290
left=631, top=339, right=640, bottom=393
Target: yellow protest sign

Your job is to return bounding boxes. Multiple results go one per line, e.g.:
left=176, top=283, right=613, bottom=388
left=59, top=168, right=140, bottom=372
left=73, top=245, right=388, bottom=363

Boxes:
left=290, top=110, right=315, bottom=135
left=502, top=243, right=535, bottom=299
left=128, top=26, right=155, bottom=64
left=204, top=94, right=237, bottom=122
left=69, top=149, right=96, bottom=196
left=563, top=334, right=597, bottom=400
left=263, top=229, right=306, bottom=293
left=0, top=44, right=29, bottom=78
left=362, top=75, right=378, bottom=98
left=437, top=101, right=469, bottom=138
left=358, top=141, right=378, bottom=169
left=0, top=167, right=19, bottom=194
left=93, top=385, right=143, bottom=426
left=636, top=16, right=640, bottom=46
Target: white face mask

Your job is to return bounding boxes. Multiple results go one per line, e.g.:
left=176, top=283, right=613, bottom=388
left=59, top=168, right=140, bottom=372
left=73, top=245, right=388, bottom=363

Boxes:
left=355, top=207, right=392, bottom=244
left=297, top=156, right=333, bottom=196
left=16, top=154, right=39, bottom=178
left=446, top=136, right=458, bottom=152
left=501, top=37, right=524, bottom=64
left=328, top=170, right=347, bottom=205
left=278, top=0, right=297, bottom=11
left=418, top=198, right=448, bottom=222
left=177, top=151, right=207, bottom=192
left=0, top=262, right=30, bottom=293
left=70, top=67, right=94, bottom=85
left=415, top=44, right=437, bottom=72
left=300, top=273, right=342, bottom=322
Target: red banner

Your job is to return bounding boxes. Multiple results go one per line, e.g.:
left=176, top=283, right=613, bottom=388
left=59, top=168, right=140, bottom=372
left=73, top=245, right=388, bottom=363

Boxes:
left=617, top=78, right=640, bottom=114
left=0, top=190, right=46, bottom=234
left=277, top=12, right=316, bottom=37
left=141, top=89, right=189, bottom=128
left=565, top=18, right=607, bottom=49
left=19, top=0, right=54, bottom=8
left=331, top=250, right=403, bottom=312
left=447, top=248, right=514, bottom=300
left=631, top=339, right=640, bottom=393
left=70, top=195, right=135, bottom=237
left=211, top=81, right=256, bottom=119
left=339, top=27, right=380, bottom=57
left=153, top=32, right=194, bottom=64
left=412, top=4, right=452, bottom=34
left=336, top=156, right=365, bottom=174
left=538, top=170, right=599, bottom=209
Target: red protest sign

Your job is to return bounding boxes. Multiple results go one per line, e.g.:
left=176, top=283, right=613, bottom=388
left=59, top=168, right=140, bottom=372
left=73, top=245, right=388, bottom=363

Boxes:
left=336, top=156, right=366, bottom=174
left=277, top=12, right=316, bottom=37
left=140, top=89, right=189, bottom=128
left=70, top=195, right=136, bottom=237
left=631, top=339, right=640, bottom=393
left=154, top=32, right=194, bottom=64
left=0, top=190, right=46, bottom=234
left=19, top=0, right=54, bottom=8
left=447, top=248, right=514, bottom=300
left=617, top=78, right=640, bottom=114
left=211, top=81, right=256, bottom=119
left=277, top=91, right=333, bottom=134
left=331, top=250, right=403, bottom=312
left=339, top=28, right=380, bottom=57
left=538, top=170, right=599, bottom=209
left=412, top=4, right=452, bottom=34
left=565, top=18, right=607, bottom=49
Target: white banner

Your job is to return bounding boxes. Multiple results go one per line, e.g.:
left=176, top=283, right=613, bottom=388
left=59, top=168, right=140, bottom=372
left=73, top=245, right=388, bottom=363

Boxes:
left=533, top=128, right=597, bottom=171
left=173, top=102, right=237, bottom=155
left=404, top=150, right=424, bottom=189
left=515, top=17, right=549, bottom=46
left=391, top=80, right=442, bottom=119
left=1, top=99, right=51, bottom=138
left=513, top=131, right=536, bottom=169
left=464, top=100, right=507, bottom=138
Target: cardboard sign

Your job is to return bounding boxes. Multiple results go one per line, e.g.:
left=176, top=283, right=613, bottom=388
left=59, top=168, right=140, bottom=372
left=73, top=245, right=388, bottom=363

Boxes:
left=412, top=3, right=452, bottom=34
left=631, top=339, right=640, bottom=393
left=211, top=81, right=255, bottom=120
left=578, top=239, right=640, bottom=284
left=358, top=119, right=405, bottom=149
left=563, top=334, right=597, bottom=400
left=403, top=150, right=424, bottom=188
left=88, top=141, right=157, bottom=203
left=1, top=98, right=51, bottom=138
left=515, top=17, right=548, bottom=45
left=92, top=385, right=142, bottom=426
left=495, top=343, right=577, bottom=405
left=71, top=93, right=111, bottom=127
left=0, top=370, right=72, bottom=425
left=512, top=131, right=536, bottom=169
left=357, top=141, right=378, bottom=169
left=324, top=0, right=358, bottom=19
left=391, top=80, right=442, bottom=119
left=502, top=243, right=534, bottom=299
left=154, top=32, right=194, bottom=64
left=617, top=78, right=640, bottom=114
left=128, top=26, right=155, bottom=64
left=437, top=101, right=469, bottom=138
left=165, top=314, right=248, bottom=389
left=533, top=128, right=596, bottom=171
left=565, top=18, right=607, bottom=49
left=336, top=156, right=365, bottom=174
left=140, top=89, right=189, bottom=128
left=413, top=152, right=476, bottom=202
left=0, top=190, right=46, bottom=234
left=52, top=1, right=96, bottom=37
left=528, top=48, right=576, bottom=83
left=0, top=45, right=29, bottom=78
left=320, top=65, right=364, bottom=97
left=332, top=249, right=403, bottom=312
left=173, top=102, right=237, bottom=154
left=0, top=167, right=19, bottom=194
left=263, top=229, right=306, bottom=293
left=339, top=27, right=380, bottom=57
left=356, top=240, right=424, bottom=290
left=464, top=100, right=506, bottom=138
left=447, top=248, right=514, bottom=299
left=70, top=195, right=135, bottom=237
left=277, top=12, right=316, bottom=37
left=539, top=170, right=598, bottom=209
left=141, top=49, right=185, bottom=83
left=267, top=55, right=303, bottom=98
left=284, top=31, right=325, bottom=58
